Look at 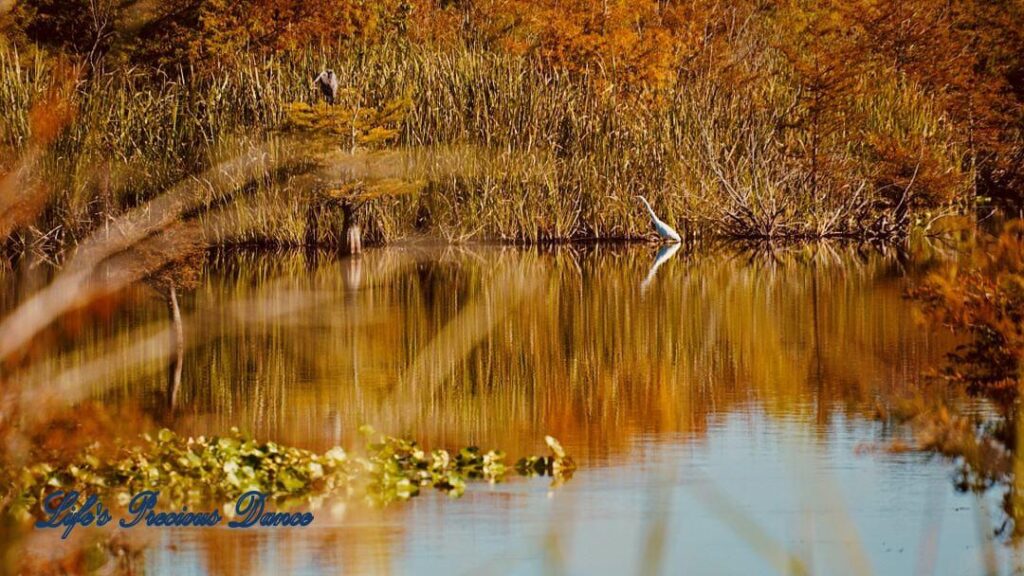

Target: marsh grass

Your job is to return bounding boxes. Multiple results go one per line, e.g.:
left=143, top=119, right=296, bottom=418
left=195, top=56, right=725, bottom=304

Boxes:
left=1, top=42, right=966, bottom=250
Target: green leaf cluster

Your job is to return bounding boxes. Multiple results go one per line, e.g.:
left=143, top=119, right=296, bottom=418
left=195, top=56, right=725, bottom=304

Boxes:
left=7, top=426, right=575, bottom=520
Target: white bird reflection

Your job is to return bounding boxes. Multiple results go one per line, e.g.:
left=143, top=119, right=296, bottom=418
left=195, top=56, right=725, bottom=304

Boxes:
left=640, top=242, right=681, bottom=294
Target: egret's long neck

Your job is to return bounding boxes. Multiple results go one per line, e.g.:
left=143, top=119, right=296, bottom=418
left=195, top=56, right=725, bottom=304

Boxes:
left=639, top=197, right=658, bottom=221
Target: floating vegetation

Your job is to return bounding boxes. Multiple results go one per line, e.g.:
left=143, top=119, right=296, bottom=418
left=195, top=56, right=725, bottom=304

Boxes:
left=516, top=436, right=577, bottom=486
left=8, top=425, right=575, bottom=520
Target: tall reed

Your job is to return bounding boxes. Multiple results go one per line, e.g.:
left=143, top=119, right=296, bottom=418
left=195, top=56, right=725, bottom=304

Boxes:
left=0, top=42, right=967, bottom=248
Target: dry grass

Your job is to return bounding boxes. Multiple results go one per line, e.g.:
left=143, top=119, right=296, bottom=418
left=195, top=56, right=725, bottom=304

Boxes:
left=0, top=42, right=967, bottom=250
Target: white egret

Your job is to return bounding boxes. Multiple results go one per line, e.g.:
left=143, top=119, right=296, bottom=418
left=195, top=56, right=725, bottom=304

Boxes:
left=637, top=196, right=681, bottom=242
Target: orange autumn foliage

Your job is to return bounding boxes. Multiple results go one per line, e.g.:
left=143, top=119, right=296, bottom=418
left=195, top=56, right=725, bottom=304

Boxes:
left=191, top=0, right=399, bottom=60
left=121, top=0, right=412, bottom=67
left=912, top=221, right=1024, bottom=403
left=3, top=0, right=1023, bottom=210
left=435, top=0, right=732, bottom=92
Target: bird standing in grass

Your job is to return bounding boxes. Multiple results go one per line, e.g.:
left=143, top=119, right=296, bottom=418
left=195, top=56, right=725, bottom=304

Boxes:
left=637, top=196, right=681, bottom=242
left=314, top=70, right=338, bottom=104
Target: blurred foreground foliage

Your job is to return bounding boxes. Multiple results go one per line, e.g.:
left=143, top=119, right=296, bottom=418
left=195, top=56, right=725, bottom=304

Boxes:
left=906, top=220, right=1024, bottom=536
left=912, top=221, right=1024, bottom=403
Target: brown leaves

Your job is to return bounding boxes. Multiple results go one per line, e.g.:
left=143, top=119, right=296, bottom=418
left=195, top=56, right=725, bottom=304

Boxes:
left=910, top=221, right=1024, bottom=403
left=864, top=131, right=960, bottom=210
left=476, top=0, right=716, bottom=95
left=182, top=0, right=404, bottom=65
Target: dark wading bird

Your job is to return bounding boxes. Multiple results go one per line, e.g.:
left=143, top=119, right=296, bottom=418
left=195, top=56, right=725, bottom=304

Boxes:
left=314, top=69, right=338, bottom=104
left=637, top=196, right=681, bottom=243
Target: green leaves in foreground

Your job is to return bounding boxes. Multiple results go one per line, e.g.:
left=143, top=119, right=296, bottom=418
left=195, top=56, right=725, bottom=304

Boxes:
left=9, top=426, right=575, bottom=518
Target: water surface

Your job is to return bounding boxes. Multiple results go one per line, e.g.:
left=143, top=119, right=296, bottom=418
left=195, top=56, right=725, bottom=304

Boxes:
left=12, top=242, right=1015, bottom=574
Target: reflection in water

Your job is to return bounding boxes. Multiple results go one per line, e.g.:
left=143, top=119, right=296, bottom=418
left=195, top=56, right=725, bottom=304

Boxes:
left=23, top=243, right=945, bottom=458
left=166, top=284, right=184, bottom=410
left=5, top=242, right=1013, bottom=573
left=640, top=242, right=681, bottom=294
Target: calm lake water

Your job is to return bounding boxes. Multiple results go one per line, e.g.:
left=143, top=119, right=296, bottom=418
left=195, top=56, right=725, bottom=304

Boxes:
left=11, top=241, right=1021, bottom=574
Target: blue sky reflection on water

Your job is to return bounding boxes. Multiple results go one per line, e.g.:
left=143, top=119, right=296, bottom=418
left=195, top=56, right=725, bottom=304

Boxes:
left=149, top=414, right=1008, bottom=575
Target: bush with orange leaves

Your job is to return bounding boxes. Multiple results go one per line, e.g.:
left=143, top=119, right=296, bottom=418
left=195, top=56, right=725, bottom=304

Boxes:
left=902, top=221, right=1024, bottom=536
left=911, top=221, right=1024, bottom=404
left=445, top=0, right=723, bottom=95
